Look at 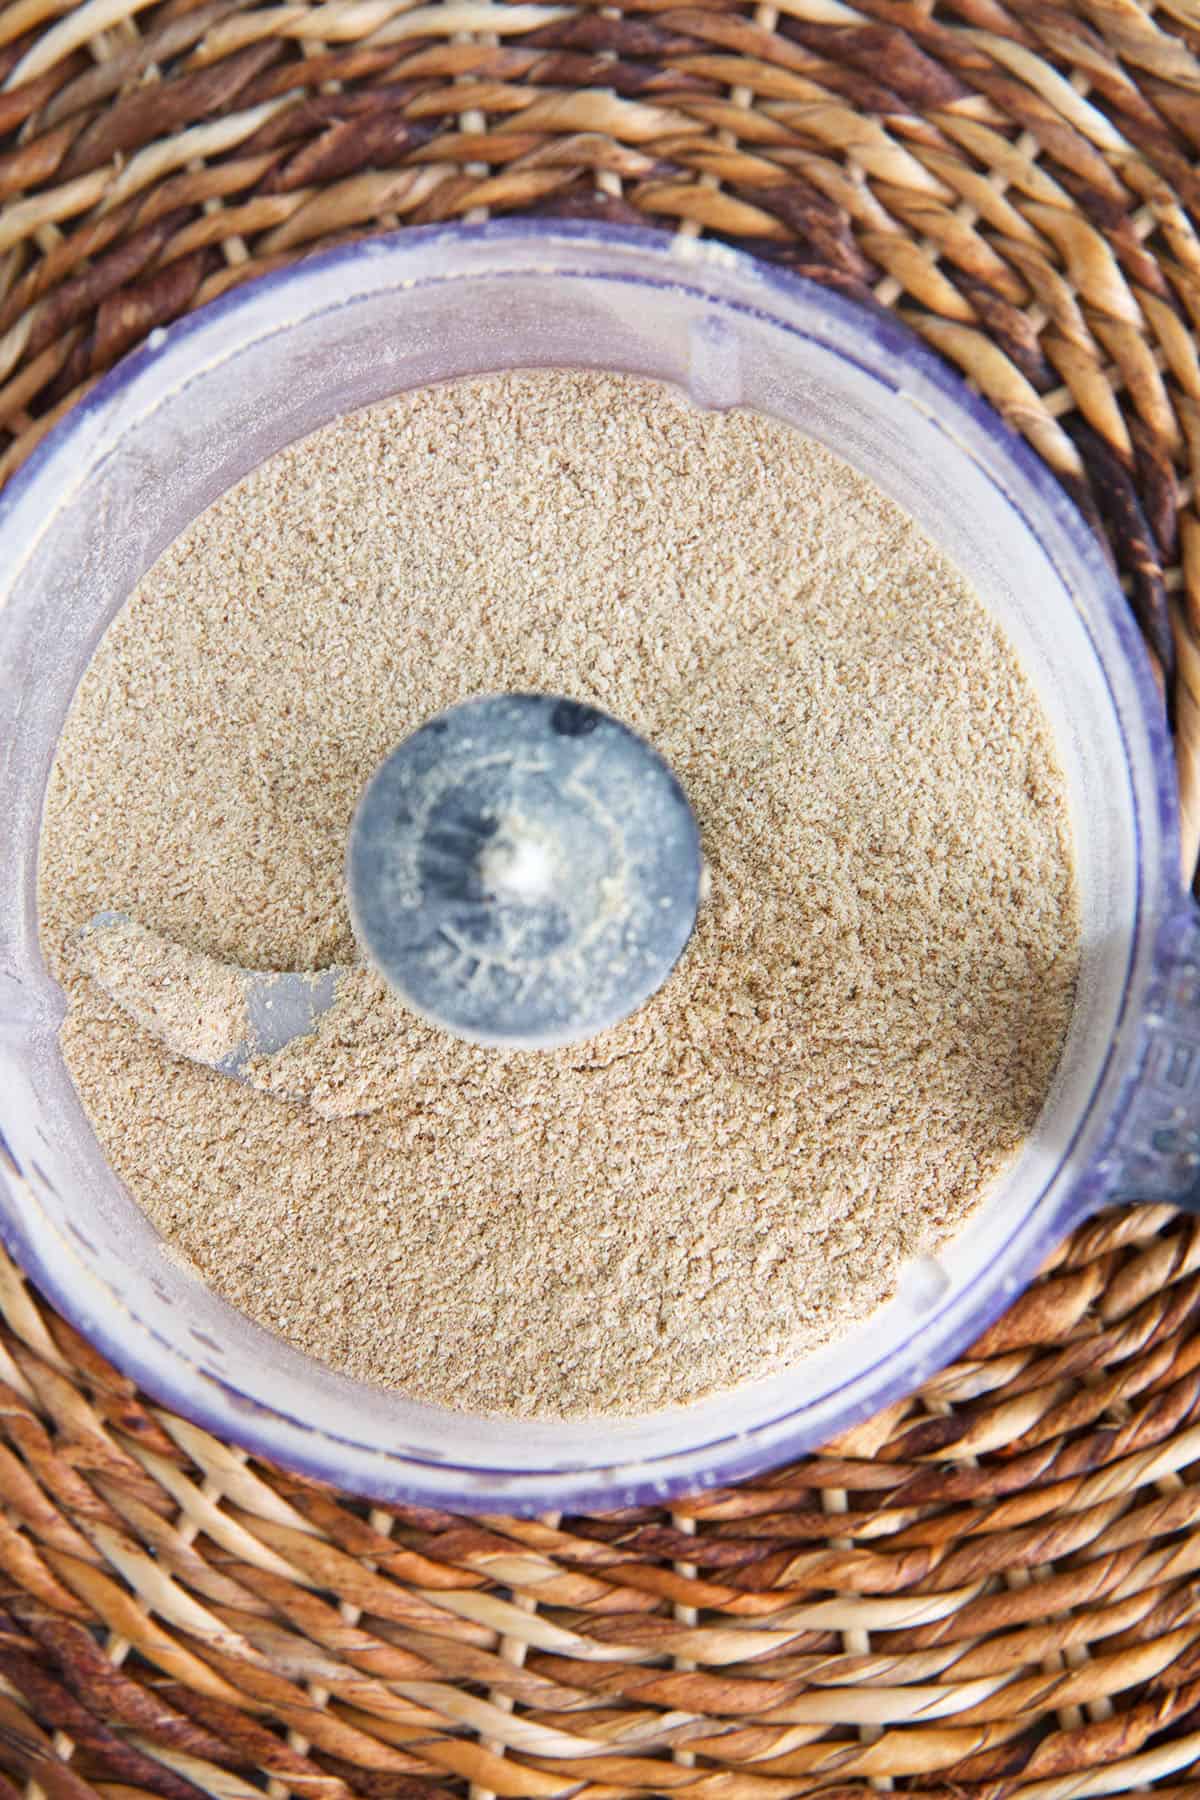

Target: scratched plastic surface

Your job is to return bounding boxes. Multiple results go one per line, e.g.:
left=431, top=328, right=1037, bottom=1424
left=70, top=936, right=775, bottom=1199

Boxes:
left=347, top=693, right=703, bottom=1049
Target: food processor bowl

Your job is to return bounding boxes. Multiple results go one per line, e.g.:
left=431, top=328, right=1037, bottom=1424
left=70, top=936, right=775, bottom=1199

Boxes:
left=1, top=222, right=1198, bottom=1513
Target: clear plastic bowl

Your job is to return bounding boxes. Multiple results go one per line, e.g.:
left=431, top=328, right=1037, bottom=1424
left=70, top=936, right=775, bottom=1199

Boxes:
left=1, top=222, right=1198, bottom=1512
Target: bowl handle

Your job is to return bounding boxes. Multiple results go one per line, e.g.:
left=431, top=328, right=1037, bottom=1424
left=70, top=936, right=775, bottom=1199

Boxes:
left=1104, top=899, right=1200, bottom=1212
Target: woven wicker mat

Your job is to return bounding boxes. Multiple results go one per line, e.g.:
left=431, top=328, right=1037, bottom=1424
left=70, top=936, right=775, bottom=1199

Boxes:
left=3, top=3, right=1200, bottom=1797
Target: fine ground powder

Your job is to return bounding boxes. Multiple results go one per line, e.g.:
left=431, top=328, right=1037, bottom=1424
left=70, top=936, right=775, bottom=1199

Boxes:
left=38, top=371, right=1080, bottom=1418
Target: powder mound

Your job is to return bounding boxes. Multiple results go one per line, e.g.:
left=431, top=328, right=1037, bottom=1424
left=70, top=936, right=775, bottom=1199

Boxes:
left=76, top=915, right=249, bottom=1067
left=38, top=369, right=1081, bottom=1419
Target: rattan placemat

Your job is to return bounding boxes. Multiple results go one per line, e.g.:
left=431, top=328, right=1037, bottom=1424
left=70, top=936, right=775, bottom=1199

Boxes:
left=3, top=2, right=1200, bottom=1795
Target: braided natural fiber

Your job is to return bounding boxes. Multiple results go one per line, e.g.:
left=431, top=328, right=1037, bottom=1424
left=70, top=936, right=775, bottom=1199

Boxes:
left=3, top=1, right=1200, bottom=1795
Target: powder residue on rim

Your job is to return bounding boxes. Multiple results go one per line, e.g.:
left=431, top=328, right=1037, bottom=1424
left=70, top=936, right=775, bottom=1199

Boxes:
left=38, top=369, right=1081, bottom=1418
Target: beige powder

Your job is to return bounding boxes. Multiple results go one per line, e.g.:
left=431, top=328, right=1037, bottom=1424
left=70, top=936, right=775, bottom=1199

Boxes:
left=38, top=370, right=1080, bottom=1418
left=76, top=915, right=251, bottom=1067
